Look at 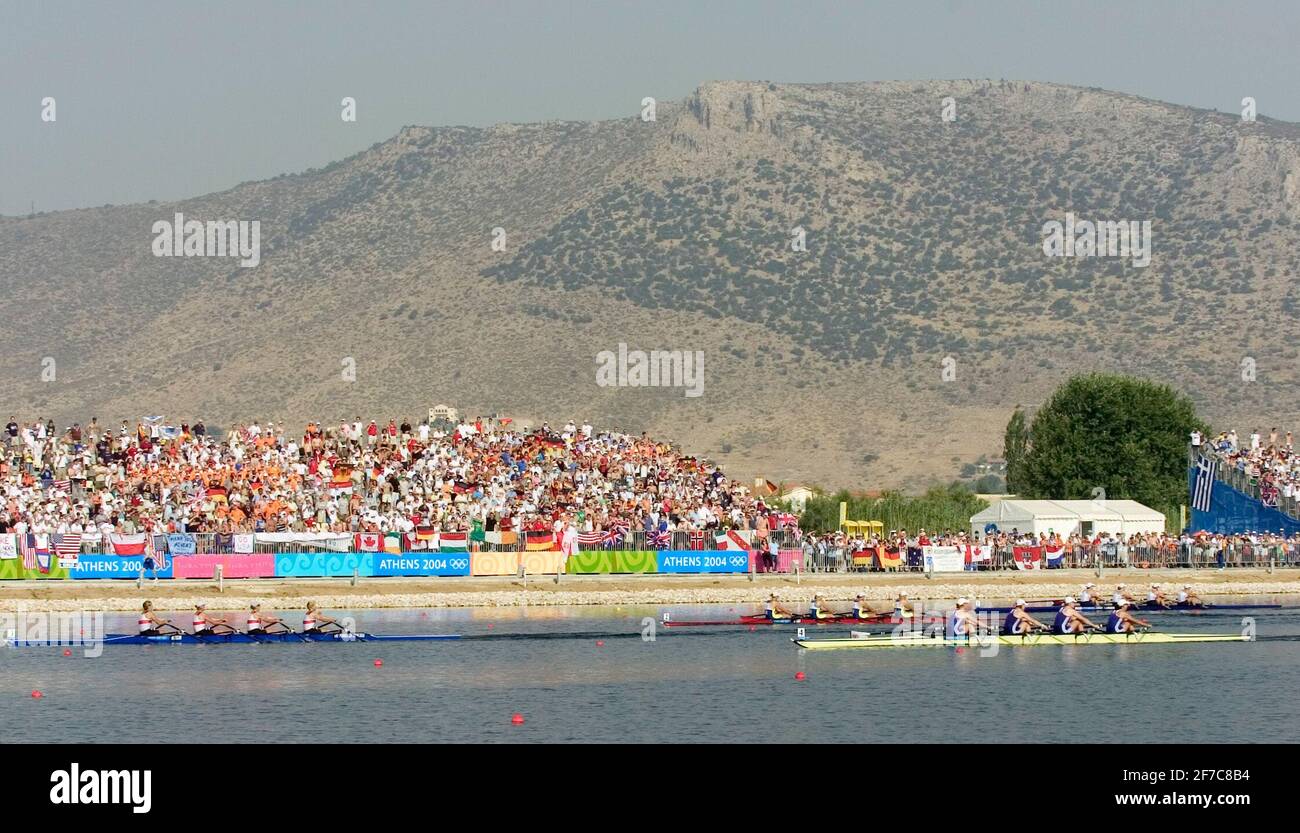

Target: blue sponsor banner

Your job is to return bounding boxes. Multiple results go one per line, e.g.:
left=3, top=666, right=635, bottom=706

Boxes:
left=372, top=553, right=472, bottom=577
left=274, top=552, right=376, bottom=578
left=656, top=550, right=750, bottom=574
left=70, top=554, right=175, bottom=580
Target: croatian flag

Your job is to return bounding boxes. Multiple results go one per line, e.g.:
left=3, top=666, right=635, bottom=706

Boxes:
left=1192, top=456, right=1217, bottom=512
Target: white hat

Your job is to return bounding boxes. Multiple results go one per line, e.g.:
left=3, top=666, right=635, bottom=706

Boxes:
left=956, top=597, right=968, bottom=606
left=1085, top=582, right=1095, bottom=588
left=1015, top=598, right=1026, bottom=607
left=1116, top=584, right=1126, bottom=589
left=1064, top=596, right=1076, bottom=604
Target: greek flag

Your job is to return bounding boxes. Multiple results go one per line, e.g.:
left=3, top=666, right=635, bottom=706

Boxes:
left=1192, top=456, right=1217, bottom=512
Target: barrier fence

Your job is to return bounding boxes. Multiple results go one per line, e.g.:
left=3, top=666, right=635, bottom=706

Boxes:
left=5, top=527, right=1296, bottom=581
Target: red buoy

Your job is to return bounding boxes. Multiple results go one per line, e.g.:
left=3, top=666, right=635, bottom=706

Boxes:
left=62, top=649, right=72, bottom=657
left=511, top=713, right=525, bottom=725
left=31, top=690, right=43, bottom=699
left=487, top=623, right=494, bottom=629
left=596, top=640, right=605, bottom=647
left=794, top=672, right=806, bottom=681
left=373, top=659, right=383, bottom=667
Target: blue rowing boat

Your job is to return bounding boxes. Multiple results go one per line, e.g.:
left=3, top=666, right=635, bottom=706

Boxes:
left=8, top=631, right=462, bottom=646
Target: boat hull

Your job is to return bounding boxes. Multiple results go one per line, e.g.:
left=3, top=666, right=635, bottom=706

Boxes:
left=793, top=632, right=1250, bottom=650
left=8, top=632, right=462, bottom=646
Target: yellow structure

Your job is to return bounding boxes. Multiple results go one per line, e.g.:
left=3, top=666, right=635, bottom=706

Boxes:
left=839, top=502, right=883, bottom=539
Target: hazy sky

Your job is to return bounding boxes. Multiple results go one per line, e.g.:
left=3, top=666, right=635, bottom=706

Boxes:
left=2, top=0, right=1296, bottom=215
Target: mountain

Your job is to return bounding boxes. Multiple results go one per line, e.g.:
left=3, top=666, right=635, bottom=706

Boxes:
left=4, top=79, right=1300, bottom=489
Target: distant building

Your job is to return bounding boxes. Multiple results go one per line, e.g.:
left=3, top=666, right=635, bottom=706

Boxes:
left=429, top=404, right=458, bottom=424
left=780, top=484, right=816, bottom=511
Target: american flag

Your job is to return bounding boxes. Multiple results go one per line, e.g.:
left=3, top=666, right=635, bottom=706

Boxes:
left=52, top=533, right=82, bottom=558
left=576, top=530, right=605, bottom=548
left=20, top=535, right=51, bottom=573
left=20, top=534, right=37, bottom=570
left=51, top=479, right=71, bottom=494
left=1192, top=456, right=1217, bottom=512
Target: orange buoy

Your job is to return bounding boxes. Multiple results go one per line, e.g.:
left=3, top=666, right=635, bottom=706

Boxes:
left=794, top=672, right=806, bottom=681
left=373, top=659, right=383, bottom=667
left=510, top=713, right=525, bottom=725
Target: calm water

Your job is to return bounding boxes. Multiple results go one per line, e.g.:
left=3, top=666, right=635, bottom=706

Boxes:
left=3, top=599, right=1297, bottom=743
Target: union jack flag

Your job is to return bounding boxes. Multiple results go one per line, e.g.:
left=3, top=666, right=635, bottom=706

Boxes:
left=602, top=522, right=629, bottom=547
left=650, top=530, right=673, bottom=550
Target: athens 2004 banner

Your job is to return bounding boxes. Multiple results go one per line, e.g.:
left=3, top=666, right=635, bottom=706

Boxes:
left=0, top=550, right=756, bottom=579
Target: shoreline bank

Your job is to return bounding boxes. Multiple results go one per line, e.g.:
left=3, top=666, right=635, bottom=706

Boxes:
left=0, top=568, right=1297, bottom=612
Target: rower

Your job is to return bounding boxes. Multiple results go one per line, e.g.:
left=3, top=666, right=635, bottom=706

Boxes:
left=1105, top=600, right=1151, bottom=634
left=765, top=593, right=796, bottom=620
left=138, top=601, right=179, bottom=636
left=808, top=594, right=835, bottom=620
left=1052, top=597, right=1102, bottom=635
left=246, top=604, right=289, bottom=634
left=302, top=601, right=342, bottom=633
left=851, top=594, right=881, bottom=620
left=1079, top=582, right=1102, bottom=605
left=1002, top=599, right=1049, bottom=635
left=893, top=592, right=914, bottom=619
left=192, top=604, right=235, bottom=635
left=1146, top=583, right=1173, bottom=608
left=947, top=597, right=981, bottom=638
left=1176, top=584, right=1205, bottom=607
left=1112, top=584, right=1135, bottom=607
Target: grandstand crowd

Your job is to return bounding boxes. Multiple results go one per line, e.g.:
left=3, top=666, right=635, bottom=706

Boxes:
left=1194, top=427, right=1300, bottom=510
left=0, top=415, right=775, bottom=541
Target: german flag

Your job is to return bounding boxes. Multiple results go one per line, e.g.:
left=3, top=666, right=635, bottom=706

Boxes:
left=524, top=530, right=556, bottom=551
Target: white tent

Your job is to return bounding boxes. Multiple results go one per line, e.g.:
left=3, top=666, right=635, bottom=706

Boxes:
left=970, top=499, right=1165, bottom=539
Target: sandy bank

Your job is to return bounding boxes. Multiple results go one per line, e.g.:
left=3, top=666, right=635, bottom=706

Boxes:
left=0, top=568, right=1296, bottom=612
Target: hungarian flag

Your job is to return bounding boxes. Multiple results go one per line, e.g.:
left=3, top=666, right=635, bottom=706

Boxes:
left=355, top=533, right=382, bottom=552
left=438, top=531, right=469, bottom=552
left=110, top=533, right=148, bottom=555
left=1013, top=546, right=1042, bottom=570
left=524, top=530, right=556, bottom=551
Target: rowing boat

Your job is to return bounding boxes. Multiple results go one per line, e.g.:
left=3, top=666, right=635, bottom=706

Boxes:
left=7, top=631, right=462, bottom=646
left=662, top=613, right=940, bottom=628
left=793, top=631, right=1250, bottom=650
left=983, top=602, right=1281, bottom=614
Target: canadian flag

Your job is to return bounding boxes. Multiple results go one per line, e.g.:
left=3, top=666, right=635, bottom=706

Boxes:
left=355, top=533, right=382, bottom=552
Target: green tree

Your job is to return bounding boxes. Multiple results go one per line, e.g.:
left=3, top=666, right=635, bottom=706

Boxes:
left=1003, top=406, right=1028, bottom=493
left=1012, top=373, right=1207, bottom=512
